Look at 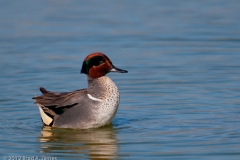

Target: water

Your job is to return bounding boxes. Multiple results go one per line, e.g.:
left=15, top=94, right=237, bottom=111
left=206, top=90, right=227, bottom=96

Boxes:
left=1, top=0, right=240, bottom=159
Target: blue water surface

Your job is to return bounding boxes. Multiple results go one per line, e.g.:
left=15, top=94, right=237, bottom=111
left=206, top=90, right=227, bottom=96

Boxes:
left=0, top=0, right=240, bottom=159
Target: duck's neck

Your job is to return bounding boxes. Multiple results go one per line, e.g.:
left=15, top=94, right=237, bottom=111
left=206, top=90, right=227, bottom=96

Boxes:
left=87, top=75, right=116, bottom=98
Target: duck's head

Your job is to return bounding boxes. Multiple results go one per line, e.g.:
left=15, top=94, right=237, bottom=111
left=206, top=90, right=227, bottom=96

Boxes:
left=81, top=52, right=128, bottom=78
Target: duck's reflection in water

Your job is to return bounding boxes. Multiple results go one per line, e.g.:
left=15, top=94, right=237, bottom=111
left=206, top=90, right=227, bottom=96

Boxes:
left=39, top=124, right=119, bottom=159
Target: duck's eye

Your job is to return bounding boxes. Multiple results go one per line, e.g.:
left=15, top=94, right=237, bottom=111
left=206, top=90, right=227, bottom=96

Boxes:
left=88, top=56, right=106, bottom=67
left=98, top=59, right=106, bottom=65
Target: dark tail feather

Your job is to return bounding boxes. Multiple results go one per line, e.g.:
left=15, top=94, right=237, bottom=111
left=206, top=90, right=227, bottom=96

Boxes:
left=32, top=87, right=48, bottom=100
left=40, top=87, right=49, bottom=94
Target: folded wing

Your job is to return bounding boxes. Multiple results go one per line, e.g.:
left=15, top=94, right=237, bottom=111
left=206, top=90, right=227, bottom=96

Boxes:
left=33, top=87, right=87, bottom=126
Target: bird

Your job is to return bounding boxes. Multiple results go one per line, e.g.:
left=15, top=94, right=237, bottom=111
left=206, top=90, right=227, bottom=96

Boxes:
left=33, top=52, right=128, bottom=129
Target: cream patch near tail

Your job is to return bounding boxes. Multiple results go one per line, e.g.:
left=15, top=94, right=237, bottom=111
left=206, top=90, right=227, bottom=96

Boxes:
left=38, top=105, right=53, bottom=125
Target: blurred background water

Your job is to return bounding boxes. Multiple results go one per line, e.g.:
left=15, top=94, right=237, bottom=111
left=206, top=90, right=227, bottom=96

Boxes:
left=0, top=0, right=240, bottom=159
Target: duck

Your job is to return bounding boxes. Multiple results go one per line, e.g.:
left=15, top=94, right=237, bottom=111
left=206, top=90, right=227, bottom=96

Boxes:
left=33, top=52, right=128, bottom=129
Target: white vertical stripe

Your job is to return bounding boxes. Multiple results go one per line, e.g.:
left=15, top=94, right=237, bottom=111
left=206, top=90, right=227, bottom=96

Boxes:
left=87, top=94, right=103, bottom=102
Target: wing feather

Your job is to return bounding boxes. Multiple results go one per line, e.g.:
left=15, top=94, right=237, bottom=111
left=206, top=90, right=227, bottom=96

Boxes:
left=33, top=87, right=87, bottom=126
left=33, top=87, right=87, bottom=108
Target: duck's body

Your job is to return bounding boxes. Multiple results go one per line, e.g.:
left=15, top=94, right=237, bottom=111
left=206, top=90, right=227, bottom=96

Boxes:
left=33, top=52, right=127, bottom=129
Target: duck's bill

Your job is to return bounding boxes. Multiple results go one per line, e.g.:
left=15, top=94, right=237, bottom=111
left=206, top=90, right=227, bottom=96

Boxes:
left=111, top=65, right=128, bottom=73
